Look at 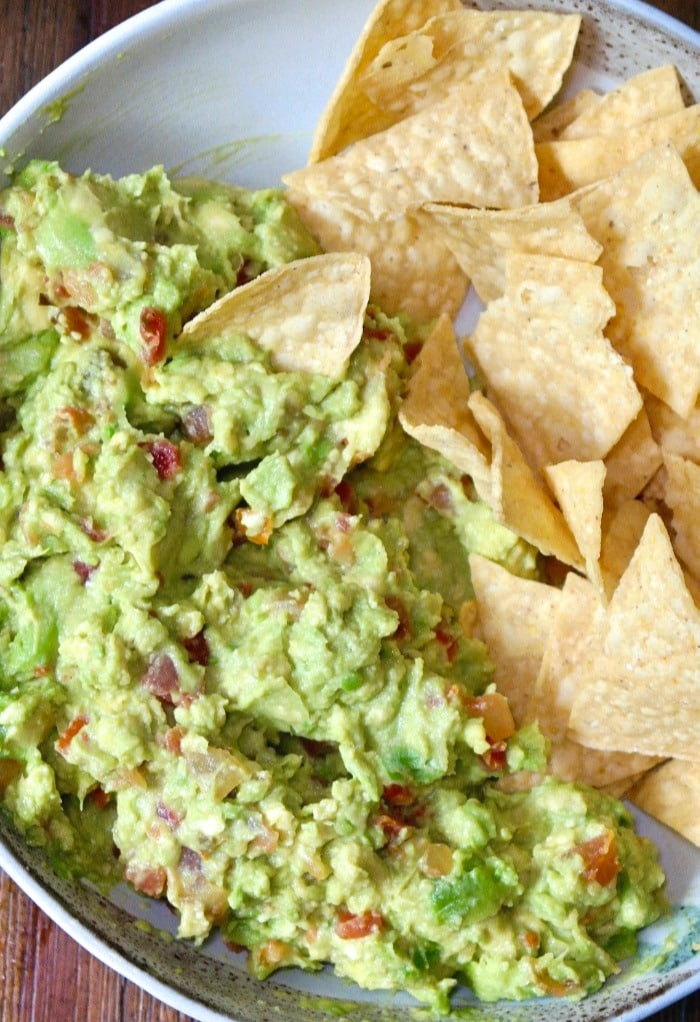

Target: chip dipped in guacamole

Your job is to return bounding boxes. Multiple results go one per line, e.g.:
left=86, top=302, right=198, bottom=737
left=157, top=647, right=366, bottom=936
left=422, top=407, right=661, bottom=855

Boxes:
left=0, top=159, right=665, bottom=1012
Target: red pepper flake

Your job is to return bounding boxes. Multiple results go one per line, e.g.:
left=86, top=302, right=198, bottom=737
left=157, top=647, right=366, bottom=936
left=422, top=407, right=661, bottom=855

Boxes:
left=0, top=212, right=15, bottom=230
left=56, top=714, right=89, bottom=755
left=139, top=306, right=167, bottom=365
left=139, top=439, right=182, bottom=481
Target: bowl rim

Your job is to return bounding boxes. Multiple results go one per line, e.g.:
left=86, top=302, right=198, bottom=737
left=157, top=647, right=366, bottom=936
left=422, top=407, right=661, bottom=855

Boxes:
left=0, top=2, right=698, bottom=1022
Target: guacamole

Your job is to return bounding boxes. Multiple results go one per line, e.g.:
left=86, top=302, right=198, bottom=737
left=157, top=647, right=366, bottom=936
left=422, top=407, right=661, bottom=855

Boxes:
left=0, top=160, right=664, bottom=1012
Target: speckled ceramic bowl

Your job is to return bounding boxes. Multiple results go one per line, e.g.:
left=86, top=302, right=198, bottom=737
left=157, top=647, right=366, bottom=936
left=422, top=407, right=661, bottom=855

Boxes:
left=0, top=2, right=699, bottom=1020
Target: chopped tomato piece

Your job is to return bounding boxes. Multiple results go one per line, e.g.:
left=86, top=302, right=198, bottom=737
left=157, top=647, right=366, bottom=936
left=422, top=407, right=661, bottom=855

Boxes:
left=87, top=786, right=111, bottom=809
left=181, top=405, right=213, bottom=445
left=574, top=831, right=620, bottom=887
left=139, top=306, right=167, bottom=365
left=124, top=862, right=167, bottom=898
left=56, top=405, right=95, bottom=434
left=60, top=306, right=92, bottom=340
left=141, top=653, right=179, bottom=705
left=139, top=439, right=182, bottom=481
left=158, top=726, right=185, bottom=756
left=73, top=559, right=96, bottom=584
left=482, top=741, right=508, bottom=771
left=374, top=812, right=408, bottom=845
left=382, top=783, right=414, bottom=807
left=335, top=908, right=385, bottom=939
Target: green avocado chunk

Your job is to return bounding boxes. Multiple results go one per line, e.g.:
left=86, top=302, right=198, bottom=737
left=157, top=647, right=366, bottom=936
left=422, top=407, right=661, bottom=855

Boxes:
left=0, top=159, right=665, bottom=1012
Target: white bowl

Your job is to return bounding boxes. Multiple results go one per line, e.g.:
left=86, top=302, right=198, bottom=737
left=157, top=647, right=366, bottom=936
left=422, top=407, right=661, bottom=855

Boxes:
left=0, top=3, right=699, bottom=1022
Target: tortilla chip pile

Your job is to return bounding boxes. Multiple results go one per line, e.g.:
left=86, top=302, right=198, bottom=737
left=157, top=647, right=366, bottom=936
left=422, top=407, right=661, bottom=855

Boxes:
left=283, top=0, right=700, bottom=849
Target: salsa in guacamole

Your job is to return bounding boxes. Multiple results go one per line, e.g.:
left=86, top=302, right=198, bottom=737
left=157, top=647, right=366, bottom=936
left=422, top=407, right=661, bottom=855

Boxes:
left=0, top=160, right=664, bottom=1012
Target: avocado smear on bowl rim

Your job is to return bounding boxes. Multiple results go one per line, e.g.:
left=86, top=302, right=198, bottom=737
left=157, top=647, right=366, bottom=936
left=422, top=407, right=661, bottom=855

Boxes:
left=0, top=160, right=664, bottom=1012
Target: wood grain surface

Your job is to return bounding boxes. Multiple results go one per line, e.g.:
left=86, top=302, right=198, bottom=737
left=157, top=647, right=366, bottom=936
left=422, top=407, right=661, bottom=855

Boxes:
left=1, top=1, right=699, bottom=1020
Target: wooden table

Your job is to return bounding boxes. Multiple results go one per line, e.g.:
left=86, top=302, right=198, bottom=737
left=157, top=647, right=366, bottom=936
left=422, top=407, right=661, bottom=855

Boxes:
left=1, top=1, right=699, bottom=1019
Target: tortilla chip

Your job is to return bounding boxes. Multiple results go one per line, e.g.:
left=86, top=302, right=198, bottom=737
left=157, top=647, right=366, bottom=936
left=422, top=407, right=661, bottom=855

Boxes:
left=467, top=252, right=641, bottom=473
left=532, top=89, right=602, bottom=142
left=399, top=314, right=491, bottom=496
left=602, top=409, right=662, bottom=511
left=645, top=390, right=700, bottom=464
left=358, top=9, right=581, bottom=121
left=663, top=452, right=700, bottom=581
left=529, top=571, right=660, bottom=786
left=599, top=499, right=652, bottom=598
left=537, top=103, right=700, bottom=200
left=629, top=759, right=700, bottom=847
left=552, top=64, right=685, bottom=141
left=285, top=189, right=468, bottom=323
left=420, top=198, right=601, bottom=305
left=467, top=391, right=583, bottom=569
left=469, top=553, right=561, bottom=726
left=308, top=0, right=463, bottom=162
left=568, top=514, right=700, bottom=761
left=284, top=72, right=539, bottom=221
left=543, top=460, right=605, bottom=592
left=570, top=143, right=700, bottom=418
left=179, top=253, right=370, bottom=378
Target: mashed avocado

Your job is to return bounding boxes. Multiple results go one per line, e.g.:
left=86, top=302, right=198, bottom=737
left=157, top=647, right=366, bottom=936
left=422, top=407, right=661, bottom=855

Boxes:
left=0, top=160, right=664, bottom=1011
